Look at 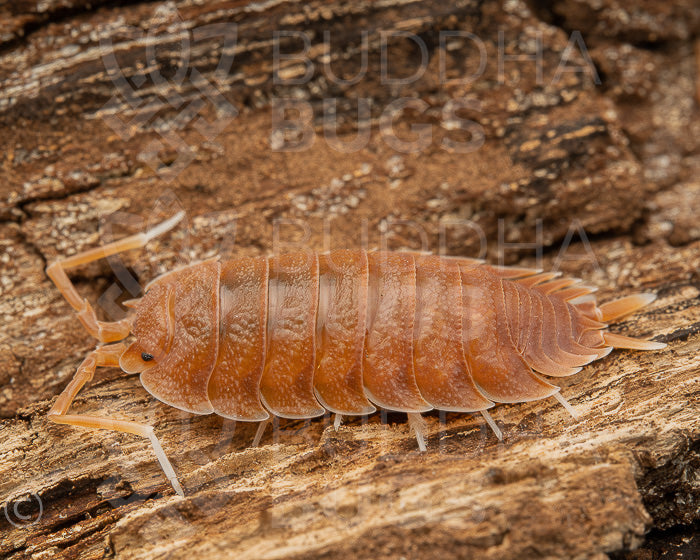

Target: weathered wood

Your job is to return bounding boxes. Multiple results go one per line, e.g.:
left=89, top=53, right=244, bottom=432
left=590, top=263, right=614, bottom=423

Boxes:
left=1, top=1, right=699, bottom=558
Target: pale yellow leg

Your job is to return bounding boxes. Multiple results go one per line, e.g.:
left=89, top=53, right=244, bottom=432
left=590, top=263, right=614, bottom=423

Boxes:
left=48, top=343, right=184, bottom=497
left=552, top=391, right=580, bottom=420
left=479, top=410, right=503, bottom=441
left=407, top=412, right=427, bottom=452
left=252, top=419, right=270, bottom=447
left=45, top=212, right=185, bottom=342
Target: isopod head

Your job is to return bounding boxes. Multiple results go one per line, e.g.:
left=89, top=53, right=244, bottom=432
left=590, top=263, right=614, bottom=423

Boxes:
left=119, top=282, right=175, bottom=373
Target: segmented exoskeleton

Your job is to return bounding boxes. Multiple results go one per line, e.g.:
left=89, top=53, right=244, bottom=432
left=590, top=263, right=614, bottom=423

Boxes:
left=45, top=213, right=665, bottom=496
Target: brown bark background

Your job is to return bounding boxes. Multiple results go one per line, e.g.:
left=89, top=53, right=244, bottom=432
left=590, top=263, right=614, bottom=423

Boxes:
left=0, top=1, right=699, bottom=558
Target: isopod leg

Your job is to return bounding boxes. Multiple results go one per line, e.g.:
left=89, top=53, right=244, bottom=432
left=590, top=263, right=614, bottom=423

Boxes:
left=214, top=419, right=237, bottom=456
left=407, top=412, right=427, bottom=452
left=552, top=391, right=580, bottom=420
left=252, top=419, right=270, bottom=447
left=333, top=414, right=343, bottom=431
left=46, top=211, right=185, bottom=342
left=479, top=410, right=503, bottom=442
left=48, top=343, right=184, bottom=497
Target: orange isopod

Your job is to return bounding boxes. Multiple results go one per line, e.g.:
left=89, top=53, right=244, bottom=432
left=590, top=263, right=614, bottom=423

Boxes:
left=45, top=212, right=666, bottom=496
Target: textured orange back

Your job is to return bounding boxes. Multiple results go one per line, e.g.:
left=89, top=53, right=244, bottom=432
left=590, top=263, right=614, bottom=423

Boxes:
left=259, top=252, right=325, bottom=419
left=208, top=256, right=269, bottom=421
left=314, top=250, right=375, bottom=415
left=127, top=250, right=643, bottom=421
left=460, top=265, right=557, bottom=403
left=413, top=255, right=492, bottom=412
left=363, top=252, right=431, bottom=412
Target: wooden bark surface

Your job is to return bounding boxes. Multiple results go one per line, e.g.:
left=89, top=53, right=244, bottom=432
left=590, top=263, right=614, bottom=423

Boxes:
left=1, top=1, right=699, bottom=559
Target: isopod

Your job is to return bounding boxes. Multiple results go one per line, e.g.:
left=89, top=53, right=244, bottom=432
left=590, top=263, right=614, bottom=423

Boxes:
left=45, top=212, right=666, bottom=496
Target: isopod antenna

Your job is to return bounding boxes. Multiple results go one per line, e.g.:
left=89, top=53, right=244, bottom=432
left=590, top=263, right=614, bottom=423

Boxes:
left=45, top=211, right=186, bottom=496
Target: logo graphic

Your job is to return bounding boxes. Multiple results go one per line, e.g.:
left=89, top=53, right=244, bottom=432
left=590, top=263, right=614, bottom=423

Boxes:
left=96, top=4, right=238, bottom=180
left=4, top=493, right=43, bottom=528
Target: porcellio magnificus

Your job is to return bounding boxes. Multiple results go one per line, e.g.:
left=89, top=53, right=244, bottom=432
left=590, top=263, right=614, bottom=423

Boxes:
left=46, top=212, right=666, bottom=496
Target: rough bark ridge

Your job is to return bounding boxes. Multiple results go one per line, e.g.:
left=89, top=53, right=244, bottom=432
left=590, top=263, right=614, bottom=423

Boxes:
left=1, top=1, right=698, bottom=559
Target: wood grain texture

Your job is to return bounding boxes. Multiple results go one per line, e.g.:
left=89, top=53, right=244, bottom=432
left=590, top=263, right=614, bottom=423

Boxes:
left=0, top=0, right=698, bottom=558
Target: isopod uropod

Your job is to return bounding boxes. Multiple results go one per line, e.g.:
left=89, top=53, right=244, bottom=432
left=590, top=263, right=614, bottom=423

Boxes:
left=45, top=212, right=666, bottom=496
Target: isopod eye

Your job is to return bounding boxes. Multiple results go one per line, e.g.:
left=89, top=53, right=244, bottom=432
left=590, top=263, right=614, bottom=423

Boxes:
left=141, top=352, right=154, bottom=362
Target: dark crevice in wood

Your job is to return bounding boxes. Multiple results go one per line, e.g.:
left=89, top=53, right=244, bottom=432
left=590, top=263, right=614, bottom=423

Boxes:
left=0, top=0, right=161, bottom=55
